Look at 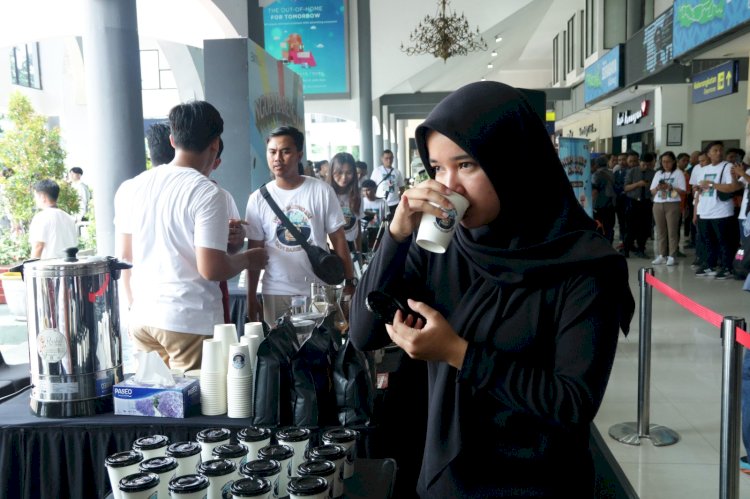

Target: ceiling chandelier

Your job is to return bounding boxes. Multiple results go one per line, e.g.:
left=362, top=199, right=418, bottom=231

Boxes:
left=400, top=0, right=487, bottom=62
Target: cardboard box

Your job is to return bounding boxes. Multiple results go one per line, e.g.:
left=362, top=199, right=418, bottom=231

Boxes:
left=113, top=376, right=200, bottom=418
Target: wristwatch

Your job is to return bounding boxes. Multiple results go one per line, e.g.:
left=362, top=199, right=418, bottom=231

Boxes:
left=345, top=277, right=359, bottom=286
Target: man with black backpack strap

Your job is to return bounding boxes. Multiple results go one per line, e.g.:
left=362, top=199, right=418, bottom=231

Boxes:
left=245, top=126, right=356, bottom=324
left=370, top=149, right=405, bottom=217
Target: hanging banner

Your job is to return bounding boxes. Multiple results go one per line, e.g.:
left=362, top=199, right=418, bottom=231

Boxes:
left=673, top=0, right=750, bottom=57
left=559, top=137, right=592, bottom=218
left=584, top=45, right=623, bottom=105
left=692, top=60, right=738, bottom=103
left=263, top=0, right=350, bottom=98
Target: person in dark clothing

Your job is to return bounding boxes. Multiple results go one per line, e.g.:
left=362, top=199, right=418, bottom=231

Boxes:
left=349, top=81, right=634, bottom=498
left=623, top=152, right=657, bottom=258
left=592, top=155, right=616, bottom=242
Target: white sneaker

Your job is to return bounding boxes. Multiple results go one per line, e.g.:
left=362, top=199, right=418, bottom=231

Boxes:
left=652, top=255, right=666, bottom=265
left=666, top=256, right=676, bottom=266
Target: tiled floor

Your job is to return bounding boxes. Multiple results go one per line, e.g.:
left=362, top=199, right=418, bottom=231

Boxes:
left=2, top=248, right=750, bottom=497
left=594, top=251, right=750, bottom=498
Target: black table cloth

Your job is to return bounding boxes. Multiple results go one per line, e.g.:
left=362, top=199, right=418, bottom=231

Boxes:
left=0, top=388, right=386, bottom=499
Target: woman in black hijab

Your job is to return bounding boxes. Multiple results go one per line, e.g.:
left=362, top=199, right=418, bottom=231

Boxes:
left=350, top=81, right=634, bottom=497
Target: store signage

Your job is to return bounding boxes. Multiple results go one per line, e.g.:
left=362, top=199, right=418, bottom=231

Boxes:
left=584, top=45, right=623, bottom=105
left=673, top=0, right=750, bottom=57
left=692, top=60, right=738, bottom=103
left=625, top=6, right=673, bottom=83
left=263, top=0, right=350, bottom=97
left=616, top=100, right=650, bottom=127
left=579, top=124, right=597, bottom=136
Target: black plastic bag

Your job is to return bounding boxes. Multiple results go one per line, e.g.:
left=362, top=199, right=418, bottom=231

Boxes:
left=334, top=337, right=375, bottom=426
left=252, top=319, right=298, bottom=426
left=291, top=325, right=338, bottom=427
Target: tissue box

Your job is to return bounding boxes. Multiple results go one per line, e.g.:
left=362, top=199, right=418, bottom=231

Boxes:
left=113, top=375, right=200, bottom=418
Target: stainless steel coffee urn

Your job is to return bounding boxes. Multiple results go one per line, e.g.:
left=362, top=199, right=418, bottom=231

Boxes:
left=20, top=247, right=130, bottom=417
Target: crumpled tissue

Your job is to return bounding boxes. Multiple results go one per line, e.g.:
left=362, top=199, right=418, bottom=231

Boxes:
left=133, top=351, right=175, bottom=387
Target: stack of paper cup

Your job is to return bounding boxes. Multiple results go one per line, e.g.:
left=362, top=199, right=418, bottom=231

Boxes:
left=227, top=343, right=253, bottom=418
left=200, top=339, right=227, bottom=415
left=240, top=332, right=263, bottom=368
left=213, top=324, right=238, bottom=372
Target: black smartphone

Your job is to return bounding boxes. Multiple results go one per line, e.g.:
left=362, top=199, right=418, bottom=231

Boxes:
left=366, top=291, right=424, bottom=325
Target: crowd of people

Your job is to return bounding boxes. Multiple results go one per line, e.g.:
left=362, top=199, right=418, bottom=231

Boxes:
left=591, top=143, right=749, bottom=281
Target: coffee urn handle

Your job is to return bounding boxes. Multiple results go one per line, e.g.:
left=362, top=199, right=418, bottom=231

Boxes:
left=64, top=247, right=79, bottom=262
left=107, top=257, right=132, bottom=280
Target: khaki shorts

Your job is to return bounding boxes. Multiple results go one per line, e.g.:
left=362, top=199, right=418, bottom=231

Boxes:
left=129, top=324, right=211, bottom=372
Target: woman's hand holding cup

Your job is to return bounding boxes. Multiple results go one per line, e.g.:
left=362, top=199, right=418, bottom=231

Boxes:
left=390, top=179, right=454, bottom=242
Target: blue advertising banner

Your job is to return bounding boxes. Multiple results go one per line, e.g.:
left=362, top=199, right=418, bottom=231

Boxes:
left=558, top=137, right=592, bottom=218
left=692, top=60, right=738, bottom=103
left=673, top=0, right=750, bottom=57
left=263, top=0, right=349, bottom=97
left=584, top=45, right=623, bottom=105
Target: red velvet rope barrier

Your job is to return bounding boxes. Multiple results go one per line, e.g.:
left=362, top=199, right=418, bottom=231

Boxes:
left=644, top=272, right=750, bottom=350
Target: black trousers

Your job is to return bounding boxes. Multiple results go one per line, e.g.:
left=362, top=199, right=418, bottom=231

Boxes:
left=625, top=199, right=653, bottom=253
left=698, top=216, right=736, bottom=269
left=615, top=195, right=629, bottom=244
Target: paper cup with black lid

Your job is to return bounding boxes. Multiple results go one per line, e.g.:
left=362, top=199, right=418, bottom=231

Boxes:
left=213, top=442, right=250, bottom=469
left=307, top=445, right=346, bottom=498
left=258, top=444, right=294, bottom=498
left=231, top=476, right=273, bottom=498
left=276, top=428, right=311, bottom=477
left=167, top=441, right=202, bottom=476
left=297, top=460, right=335, bottom=498
left=105, top=450, right=144, bottom=499
left=139, top=456, right=178, bottom=499
left=132, top=434, right=170, bottom=460
left=198, top=458, right=238, bottom=499
left=118, top=471, right=159, bottom=499
left=169, top=474, right=210, bottom=499
left=288, top=476, right=329, bottom=499
left=238, top=427, right=272, bottom=459
left=240, top=458, right=281, bottom=498
left=321, top=428, right=358, bottom=479
left=196, top=427, right=232, bottom=462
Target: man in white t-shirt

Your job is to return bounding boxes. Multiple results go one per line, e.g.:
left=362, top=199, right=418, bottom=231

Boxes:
left=692, top=141, right=740, bottom=279
left=245, top=125, right=357, bottom=324
left=370, top=149, right=405, bottom=217
left=28, top=179, right=78, bottom=259
left=116, top=101, right=268, bottom=371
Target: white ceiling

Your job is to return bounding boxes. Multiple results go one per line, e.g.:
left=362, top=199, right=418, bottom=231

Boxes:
left=369, top=0, right=584, bottom=98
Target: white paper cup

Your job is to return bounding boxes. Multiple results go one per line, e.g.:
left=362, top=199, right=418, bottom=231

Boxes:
left=132, top=435, right=170, bottom=460
left=415, top=191, right=470, bottom=253
left=214, top=324, right=238, bottom=370
left=321, top=428, right=358, bottom=479
left=166, top=441, right=202, bottom=477
left=276, top=428, right=311, bottom=478
left=307, top=445, right=346, bottom=498
left=118, top=471, right=160, bottom=499
left=244, top=322, right=264, bottom=337
left=169, top=474, right=210, bottom=499
left=201, top=339, right=226, bottom=374
left=231, top=476, right=273, bottom=498
left=241, top=334, right=263, bottom=368
left=139, top=456, right=178, bottom=499
left=237, top=428, right=272, bottom=459
left=297, top=460, right=336, bottom=499
left=288, top=476, right=329, bottom=499
left=213, top=443, right=250, bottom=470
left=105, top=450, right=144, bottom=499
left=258, top=445, right=294, bottom=498
left=196, top=428, right=232, bottom=463
left=197, top=458, right=238, bottom=499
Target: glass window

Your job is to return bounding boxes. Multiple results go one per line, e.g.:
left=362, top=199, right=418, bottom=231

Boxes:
left=140, top=49, right=177, bottom=90
left=10, top=43, right=42, bottom=89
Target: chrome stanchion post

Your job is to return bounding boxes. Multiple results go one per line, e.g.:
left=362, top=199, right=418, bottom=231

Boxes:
left=609, top=268, right=680, bottom=446
left=719, top=316, right=744, bottom=499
